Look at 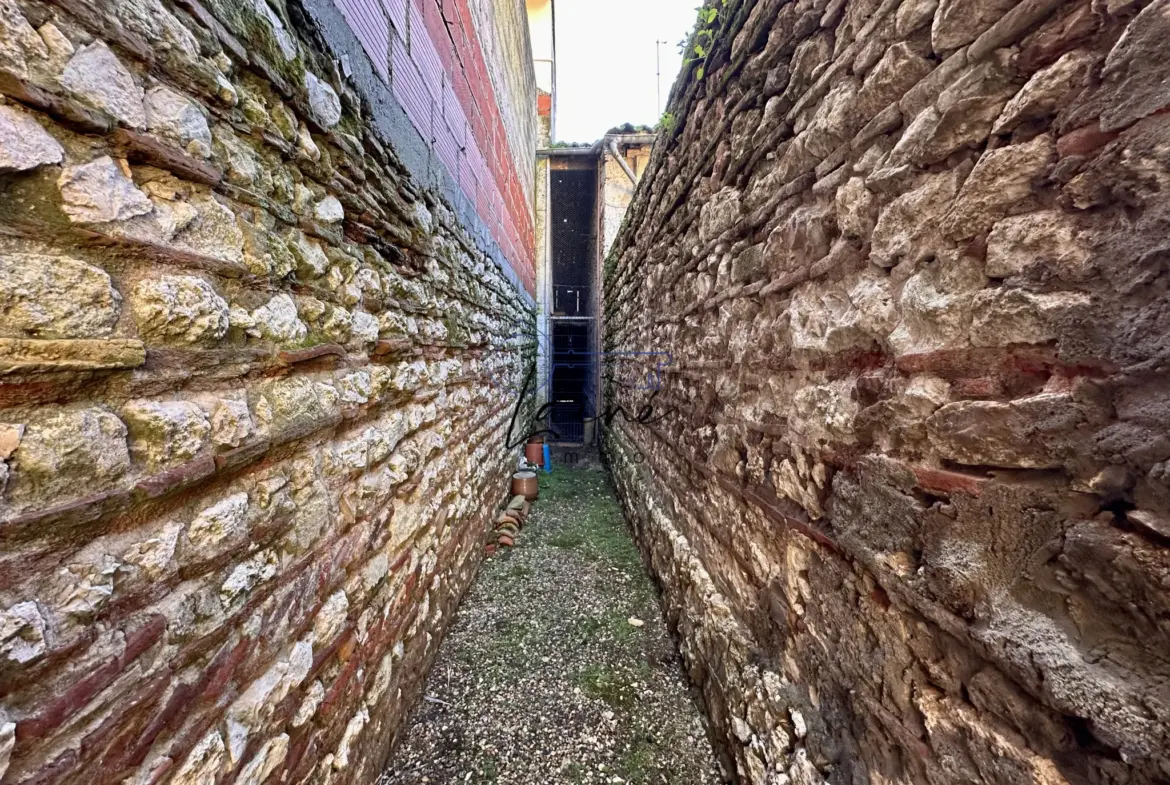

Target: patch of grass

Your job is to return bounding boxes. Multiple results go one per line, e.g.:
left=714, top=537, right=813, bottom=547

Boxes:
left=547, top=532, right=586, bottom=549
left=576, top=663, right=631, bottom=708
left=540, top=467, right=647, bottom=577
left=504, top=564, right=533, bottom=580
left=620, top=739, right=657, bottom=784
left=576, top=615, right=604, bottom=637
left=474, top=755, right=500, bottom=781
left=484, top=617, right=534, bottom=664
left=572, top=608, right=639, bottom=648
left=607, top=609, right=639, bottom=645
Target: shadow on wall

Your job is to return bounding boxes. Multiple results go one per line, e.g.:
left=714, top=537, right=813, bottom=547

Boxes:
left=601, top=0, right=1170, bottom=784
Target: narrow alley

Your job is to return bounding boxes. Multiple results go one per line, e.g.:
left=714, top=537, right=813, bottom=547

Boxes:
left=1, top=0, right=1169, bottom=782
left=380, top=460, right=722, bottom=785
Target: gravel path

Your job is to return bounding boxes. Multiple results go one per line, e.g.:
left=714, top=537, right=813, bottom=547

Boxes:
left=380, top=460, right=725, bottom=785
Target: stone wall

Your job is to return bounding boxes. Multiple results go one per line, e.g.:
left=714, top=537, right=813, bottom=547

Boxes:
left=0, top=0, right=533, bottom=782
left=602, top=1, right=1170, bottom=784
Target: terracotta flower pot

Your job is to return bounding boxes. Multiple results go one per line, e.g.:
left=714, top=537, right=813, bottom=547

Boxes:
left=511, top=470, right=538, bottom=501
left=524, top=440, right=544, bottom=465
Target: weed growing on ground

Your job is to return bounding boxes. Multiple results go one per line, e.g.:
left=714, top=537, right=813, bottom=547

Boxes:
left=576, top=662, right=631, bottom=707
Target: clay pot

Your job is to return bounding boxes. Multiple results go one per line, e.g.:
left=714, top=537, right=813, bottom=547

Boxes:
left=524, top=439, right=544, bottom=465
left=511, top=470, right=538, bottom=501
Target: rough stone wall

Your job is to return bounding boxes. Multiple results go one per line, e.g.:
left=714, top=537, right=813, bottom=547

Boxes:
left=0, top=0, right=532, bottom=782
left=603, top=1, right=1170, bottom=784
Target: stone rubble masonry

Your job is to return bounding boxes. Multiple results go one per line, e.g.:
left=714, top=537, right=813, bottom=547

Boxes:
left=0, top=0, right=533, bottom=782
left=602, top=1, right=1170, bottom=784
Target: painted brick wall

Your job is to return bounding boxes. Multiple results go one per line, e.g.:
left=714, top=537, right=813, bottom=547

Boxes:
left=332, top=0, right=537, bottom=294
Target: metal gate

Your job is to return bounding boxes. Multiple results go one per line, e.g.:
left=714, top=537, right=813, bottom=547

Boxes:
left=548, top=165, right=598, bottom=444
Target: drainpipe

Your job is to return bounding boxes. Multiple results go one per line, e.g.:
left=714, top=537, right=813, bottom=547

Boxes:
left=607, top=139, right=639, bottom=186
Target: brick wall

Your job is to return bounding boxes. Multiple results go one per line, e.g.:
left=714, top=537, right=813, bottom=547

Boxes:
left=332, top=0, right=536, bottom=293
left=603, top=1, right=1170, bottom=784
left=0, top=0, right=533, bottom=782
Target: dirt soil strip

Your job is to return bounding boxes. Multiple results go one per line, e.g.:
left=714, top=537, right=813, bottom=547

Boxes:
left=380, top=460, right=725, bottom=785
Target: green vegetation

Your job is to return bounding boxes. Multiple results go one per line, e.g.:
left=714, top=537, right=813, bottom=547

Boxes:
left=547, top=532, right=585, bottom=549
left=576, top=662, right=631, bottom=707
left=402, top=462, right=718, bottom=782
left=620, top=738, right=658, bottom=783
left=504, top=564, right=532, bottom=580
left=658, top=111, right=677, bottom=137
left=474, top=755, right=499, bottom=781
left=539, top=467, right=646, bottom=577
left=681, top=0, right=732, bottom=81
left=606, top=123, right=656, bottom=135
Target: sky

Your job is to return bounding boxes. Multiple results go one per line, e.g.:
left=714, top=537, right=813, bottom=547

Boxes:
left=552, top=0, right=698, bottom=144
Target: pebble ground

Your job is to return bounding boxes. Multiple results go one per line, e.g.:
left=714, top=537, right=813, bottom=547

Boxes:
left=379, top=458, right=724, bottom=785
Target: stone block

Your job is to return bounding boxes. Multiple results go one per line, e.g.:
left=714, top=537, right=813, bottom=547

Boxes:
left=0, top=103, right=62, bottom=172
left=932, top=0, right=1020, bottom=52
left=870, top=169, right=963, bottom=267
left=0, top=0, right=47, bottom=82
left=970, top=288, right=1090, bottom=346
left=249, top=293, right=308, bottom=343
left=305, top=72, right=341, bottom=129
left=58, top=156, right=153, bottom=224
left=237, top=733, right=289, bottom=785
left=895, top=0, right=939, bottom=37
left=789, top=271, right=895, bottom=354
left=1100, top=0, right=1170, bottom=131
left=857, top=43, right=935, bottom=116
left=698, top=187, right=742, bottom=244
left=5, top=405, right=130, bottom=506
left=893, top=53, right=1017, bottom=165
left=985, top=210, right=1091, bottom=279
left=252, top=376, right=340, bottom=437
left=315, top=195, right=344, bottom=223
left=120, top=521, right=182, bottom=580
left=170, top=729, right=226, bottom=784
left=943, top=134, right=1054, bottom=239
left=172, top=193, right=246, bottom=265
left=61, top=41, right=146, bottom=128
left=183, top=491, right=250, bottom=564
left=926, top=393, right=1094, bottom=468
left=144, top=85, right=212, bottom=158
left=993, top=50, right=1096, bottom=135
left=130, top=274, right=230, bottom=345
left=122, top=399, right=211, bottom=471
left=0, top=253, right=122, bottom=339
left=289, top=231, right=330, bottom=279
left=0, top=601, right=47, bottom=664
left=210, top=398, right=254, bottom=447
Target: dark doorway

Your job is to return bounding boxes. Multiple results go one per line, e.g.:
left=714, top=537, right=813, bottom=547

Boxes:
left=550, top=320, right=594, bottom=442
left=549, top=164, right=598, bottom=444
